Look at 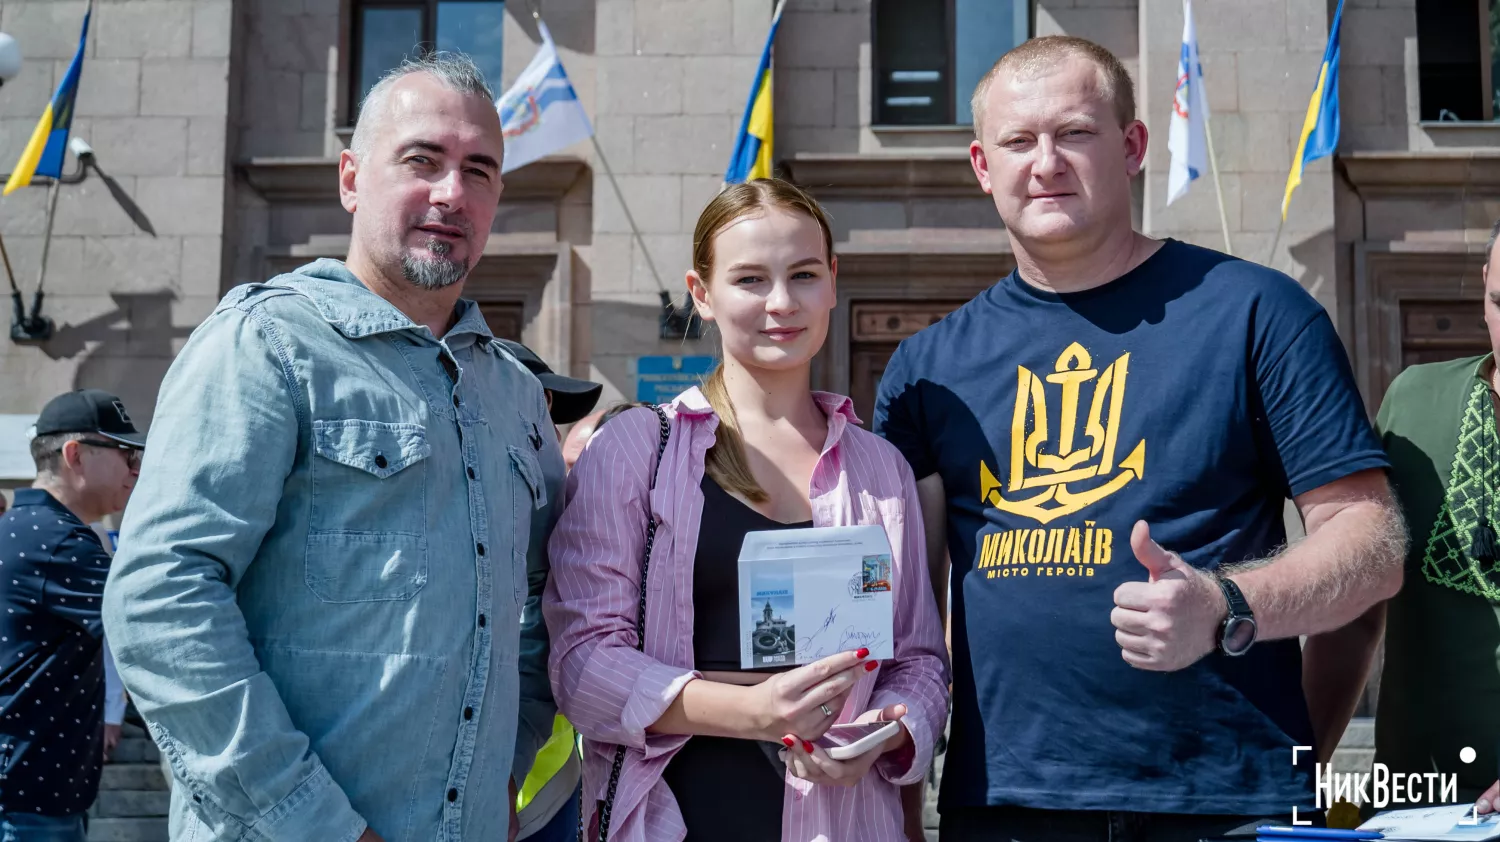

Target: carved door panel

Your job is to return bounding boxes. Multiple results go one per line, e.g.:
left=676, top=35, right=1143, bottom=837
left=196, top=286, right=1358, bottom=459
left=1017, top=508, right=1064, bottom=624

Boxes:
left=848, top=302, right=967, bottom=425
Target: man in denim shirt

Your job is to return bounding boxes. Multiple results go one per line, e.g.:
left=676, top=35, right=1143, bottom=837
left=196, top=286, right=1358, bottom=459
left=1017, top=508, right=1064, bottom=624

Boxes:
left=101, top=54, right=562, bottom=842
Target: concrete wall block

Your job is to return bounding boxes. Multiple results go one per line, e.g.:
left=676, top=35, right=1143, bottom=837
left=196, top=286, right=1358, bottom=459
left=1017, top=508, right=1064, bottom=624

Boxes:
left=1365, top=197, right=1466, bottom=242
left=587, top=234, right=636, bottom=294
left=80, top=235, right=185, bottom=294
left=732, top=0, right=779, bottom=55
left=597, top=57, right=685, bottom=116
left=241, top=70, right=303, bottom=134
left=1241, top=111, right=1295, bottom=173
left=248, top=11, right=335, bottom=74
left=596, top=0, right=637, bottom=57
left=684, top=56, right=758, bottom=116
left=910, top=198, right=1004, bottom=230
left=87, top=118, right=190, bottom=177
left=300, top=72, right=331, bottom=132
left=1199, top=52, right=1238, bottom=114
left=187, top=118, right=228, bottom=177
left=97, top=2, right=194, bottom=60
left=1041, top=9, right=1137, bottom=60
left=818, top=199, right=906, bottom=241
left=1285, top=0, right=1330, bottom=51
left=1236, top=49, right=1323, bottom=112
left=779, top=126, right=860, bottom=158
left=1, top=1, right=91, bottom=60
left=1343, top=8, right=1412, bottom=67
left=1148, top=171, right=1244, bottom=234
left=591, top=115, right=637, bottom=173
left=778, top=11, right=866, bottom=69
left=140, top=60, right=230, bottom=117
left=1381, top=65, right=1408, bottom=128
left=74, top=59, right=141, bottom=118
left=635, top=0, right=733, bottom=56
left=135, top=177, right=226, bottom=237
left=0, top=61, right=55, bottom=118
left=1341, top=124, right=1407, bottom=151
left=1241, top=170, right=1332, bottom=233
left=834, top=0, right=870, bottom=11
left=597, top=175, right=682, bottom=235
left=0, top=186, right=59, bottom=237
left=779, top=69, right=836, bottom=128
left=1074, top=0, right=1136, bottom=7
left=680, top=175, right=723, bottom=223
left=0, top=236, right=86, bottom=293
left=833, top=68, right=860, bottom=128
left=1212, top=0, right=1290, bottom=52
left=179, top=236, right=224, bottom=291
left=193, top=1, right=235, bottom=59
left=634, top=115, right=738, bottom=175
left=633, top=233, right=691, bottom=293
left=54, top=178, right=145, bottom=237
left=1341, top=65, right=1385, bottom=126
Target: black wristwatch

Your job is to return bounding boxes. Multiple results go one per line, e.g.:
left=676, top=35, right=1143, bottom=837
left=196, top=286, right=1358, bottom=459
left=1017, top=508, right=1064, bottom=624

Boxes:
left=1214, top=575, right=1257, bottom=656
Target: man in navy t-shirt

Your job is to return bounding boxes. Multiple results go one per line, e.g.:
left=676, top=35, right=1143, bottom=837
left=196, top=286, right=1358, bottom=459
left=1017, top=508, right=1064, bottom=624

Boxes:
left=875, top=36, right=1405, bottom=841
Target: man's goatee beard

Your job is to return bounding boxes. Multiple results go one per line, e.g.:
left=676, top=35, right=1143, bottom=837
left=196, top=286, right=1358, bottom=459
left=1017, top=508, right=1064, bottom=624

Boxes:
left=402, top=239, right=469, bottom=290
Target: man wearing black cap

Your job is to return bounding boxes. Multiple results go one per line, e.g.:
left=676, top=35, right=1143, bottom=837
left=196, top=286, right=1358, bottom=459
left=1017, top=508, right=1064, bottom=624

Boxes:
left=493, top=339, right=602, bottom=842
left=0, top=389, right=142, bottom=841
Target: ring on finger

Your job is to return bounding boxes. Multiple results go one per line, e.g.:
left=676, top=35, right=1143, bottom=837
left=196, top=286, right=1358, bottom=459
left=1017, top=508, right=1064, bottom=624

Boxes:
left=819, top=703, right=833, bottom=717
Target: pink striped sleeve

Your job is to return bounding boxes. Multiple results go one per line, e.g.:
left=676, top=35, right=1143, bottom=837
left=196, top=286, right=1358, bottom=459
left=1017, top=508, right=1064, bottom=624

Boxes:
left=867, top=442, right=951, bottom=786
left=542, top=408, right=698, bottom=756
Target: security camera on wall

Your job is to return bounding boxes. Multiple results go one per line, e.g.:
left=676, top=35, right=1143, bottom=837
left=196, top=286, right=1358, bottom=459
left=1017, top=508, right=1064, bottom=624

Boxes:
left=0, top=34, right=20, bottom=86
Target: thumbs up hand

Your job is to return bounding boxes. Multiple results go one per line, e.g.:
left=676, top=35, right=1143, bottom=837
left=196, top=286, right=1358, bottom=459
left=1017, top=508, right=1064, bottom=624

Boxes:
left=1110, top=521, right=1227, bottom=672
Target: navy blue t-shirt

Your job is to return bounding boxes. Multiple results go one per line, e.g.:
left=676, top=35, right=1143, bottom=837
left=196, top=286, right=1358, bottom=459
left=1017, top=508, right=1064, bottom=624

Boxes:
left=874, top=240, right=1388, bottom=815
left=0, top=489, right=109, bottom=816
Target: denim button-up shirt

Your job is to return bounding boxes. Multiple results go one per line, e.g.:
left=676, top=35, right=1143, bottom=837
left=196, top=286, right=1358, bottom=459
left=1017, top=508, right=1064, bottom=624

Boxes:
left=102, top=259, right=562, bottom=842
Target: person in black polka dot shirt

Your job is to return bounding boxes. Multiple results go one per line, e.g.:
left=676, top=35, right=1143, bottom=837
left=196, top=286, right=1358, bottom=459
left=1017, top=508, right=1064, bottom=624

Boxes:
left=0, top=390, right=141, bottom=840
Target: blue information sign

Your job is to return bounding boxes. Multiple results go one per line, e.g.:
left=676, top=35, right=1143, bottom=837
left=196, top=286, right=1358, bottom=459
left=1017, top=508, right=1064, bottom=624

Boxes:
left=636, top=355, right=717, bottom=404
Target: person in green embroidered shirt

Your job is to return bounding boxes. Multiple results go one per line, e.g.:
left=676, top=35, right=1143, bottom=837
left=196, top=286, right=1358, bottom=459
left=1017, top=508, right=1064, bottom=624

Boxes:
left=1366, top=218, right=1500, bottom=816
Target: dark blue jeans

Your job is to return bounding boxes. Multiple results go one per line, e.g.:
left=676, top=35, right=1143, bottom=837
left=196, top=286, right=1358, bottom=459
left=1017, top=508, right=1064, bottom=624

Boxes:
left=0, top=813, right=86, bottom=842
left=938, top=805, right=1324, bottom=842
left=522, top=783, right=582, bottom=842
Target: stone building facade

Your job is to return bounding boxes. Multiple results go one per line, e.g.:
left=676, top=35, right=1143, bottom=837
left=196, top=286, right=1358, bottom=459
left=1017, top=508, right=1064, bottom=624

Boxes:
left=0, top=0, right=1492, bottom=450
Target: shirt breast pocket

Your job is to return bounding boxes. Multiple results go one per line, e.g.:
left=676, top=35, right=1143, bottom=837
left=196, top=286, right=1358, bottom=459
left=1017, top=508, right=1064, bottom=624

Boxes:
left=508, top=445, right=547, bottom=609
left=306, top=419, right=431, bottom=603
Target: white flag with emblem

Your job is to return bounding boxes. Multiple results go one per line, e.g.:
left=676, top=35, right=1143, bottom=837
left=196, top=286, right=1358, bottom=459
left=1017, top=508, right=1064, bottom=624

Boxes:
left=495, top=21, right=593, bottom=174
left=1167, top=0, right=1210, bottom=205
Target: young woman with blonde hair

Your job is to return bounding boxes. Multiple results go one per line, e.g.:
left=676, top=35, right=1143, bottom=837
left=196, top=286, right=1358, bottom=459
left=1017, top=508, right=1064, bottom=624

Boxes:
left=544, top=178, right=949, bottom=841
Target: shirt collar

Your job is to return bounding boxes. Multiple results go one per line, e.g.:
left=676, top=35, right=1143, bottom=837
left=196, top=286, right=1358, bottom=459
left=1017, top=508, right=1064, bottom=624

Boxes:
left=12, top=488, right=81, bottom=522
left=668, top=387, right=862, bottom=449
left=274, top=258, right=494, bottom=346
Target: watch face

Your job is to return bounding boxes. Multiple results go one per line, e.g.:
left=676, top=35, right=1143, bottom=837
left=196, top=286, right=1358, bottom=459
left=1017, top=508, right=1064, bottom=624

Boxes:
left=1222, top=616, right=1257, bottom=656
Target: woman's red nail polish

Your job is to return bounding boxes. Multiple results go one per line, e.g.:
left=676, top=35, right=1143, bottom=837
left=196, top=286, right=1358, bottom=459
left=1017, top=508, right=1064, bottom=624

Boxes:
left=802, top=740, right=815, bottom=753
left=865, top=660, right=878, bottom=672
left=781, top=736, right=795, bottom=747
left=856, top=647, right=869, bottom=659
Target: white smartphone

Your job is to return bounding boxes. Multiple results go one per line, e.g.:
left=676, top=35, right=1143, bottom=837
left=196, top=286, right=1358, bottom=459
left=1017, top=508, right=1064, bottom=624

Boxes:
left=810, top=721, right=902, bottom=761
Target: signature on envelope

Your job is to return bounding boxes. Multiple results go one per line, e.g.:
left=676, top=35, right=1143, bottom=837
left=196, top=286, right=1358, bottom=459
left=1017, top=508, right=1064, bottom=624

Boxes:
left=797, top=604, right=887, bottom=660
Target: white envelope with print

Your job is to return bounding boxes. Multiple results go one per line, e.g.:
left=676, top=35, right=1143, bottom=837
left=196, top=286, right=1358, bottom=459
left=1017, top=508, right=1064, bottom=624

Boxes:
left=737, top=524, right=896, bottom=669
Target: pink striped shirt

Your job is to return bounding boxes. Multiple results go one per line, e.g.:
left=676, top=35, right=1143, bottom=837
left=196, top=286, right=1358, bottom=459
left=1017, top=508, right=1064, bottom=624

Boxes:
left=543, top=387, right=950, bottom=842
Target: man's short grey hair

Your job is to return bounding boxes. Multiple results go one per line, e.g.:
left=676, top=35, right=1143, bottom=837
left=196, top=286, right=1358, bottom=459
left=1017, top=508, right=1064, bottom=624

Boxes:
left=1488, top=217, right=1500, bottom=266
left=30, top=432, right=84, bottom=478
left=350, top=52, right=496, bottom=160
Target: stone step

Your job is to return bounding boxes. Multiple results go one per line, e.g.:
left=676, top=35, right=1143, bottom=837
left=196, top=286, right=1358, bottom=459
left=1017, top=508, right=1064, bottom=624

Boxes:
left=85, top=817, right=168, bottom=842
left=99, top=763, right=168, bottom=792
left=89, top=788, right=170, bottom=819
left=1339, top=718, right=1375, bottom=749
left=109, top=737, right=160, bottom=764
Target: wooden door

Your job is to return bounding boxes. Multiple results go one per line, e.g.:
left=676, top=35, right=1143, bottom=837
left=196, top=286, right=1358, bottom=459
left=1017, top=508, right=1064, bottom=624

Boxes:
left=478, top=302, right=525, bottom=342
left=848, top=301, right=967, bottom=424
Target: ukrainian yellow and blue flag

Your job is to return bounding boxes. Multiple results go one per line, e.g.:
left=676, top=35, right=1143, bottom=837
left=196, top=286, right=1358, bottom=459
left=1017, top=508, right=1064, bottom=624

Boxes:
left=1280, top=0, right=1342, bottom=220
left=4, top=4, right=92, bottom=196
left=724, top=1, right=786, bottom=185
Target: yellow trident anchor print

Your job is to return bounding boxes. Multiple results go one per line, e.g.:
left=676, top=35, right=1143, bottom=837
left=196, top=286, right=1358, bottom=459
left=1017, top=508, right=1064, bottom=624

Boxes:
left=980, top=342, right=1146, bottom=525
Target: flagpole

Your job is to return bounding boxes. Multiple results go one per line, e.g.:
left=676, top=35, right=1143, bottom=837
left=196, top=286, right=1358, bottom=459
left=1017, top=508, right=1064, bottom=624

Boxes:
left=519, top=0, right=670, bottom=293
left=1202, top=116, right=1232, bottom=255
left=34, top=180, right=60, bottom=295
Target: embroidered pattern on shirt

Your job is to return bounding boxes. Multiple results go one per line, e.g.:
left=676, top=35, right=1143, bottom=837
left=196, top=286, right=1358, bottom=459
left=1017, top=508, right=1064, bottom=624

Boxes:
left=1422, top=379, right=1500, bottom=602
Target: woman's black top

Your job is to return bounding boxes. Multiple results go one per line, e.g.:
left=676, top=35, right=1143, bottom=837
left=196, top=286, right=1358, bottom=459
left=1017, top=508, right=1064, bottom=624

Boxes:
left=661, top=474, right=812, bottom=841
